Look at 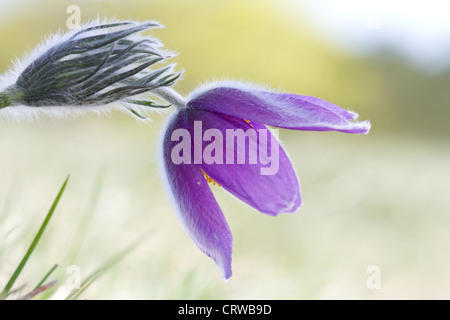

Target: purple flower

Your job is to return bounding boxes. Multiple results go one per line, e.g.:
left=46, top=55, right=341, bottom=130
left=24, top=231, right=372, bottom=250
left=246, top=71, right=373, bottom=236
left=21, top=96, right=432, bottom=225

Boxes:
left=158, top=81, right=370, bottom=279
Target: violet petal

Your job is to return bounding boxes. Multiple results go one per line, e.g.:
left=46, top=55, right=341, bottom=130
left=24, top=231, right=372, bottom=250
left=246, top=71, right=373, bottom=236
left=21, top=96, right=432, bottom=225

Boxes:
left=161, top=111, right=233, bottom=279
left=184, top=108, right=301, bottom=216
left=187, top=83, right=371, bottom=134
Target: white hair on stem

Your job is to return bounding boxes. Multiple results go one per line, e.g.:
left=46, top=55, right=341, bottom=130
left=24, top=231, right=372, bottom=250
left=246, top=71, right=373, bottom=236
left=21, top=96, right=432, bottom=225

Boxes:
left=0, top=18, right=181, bottom=122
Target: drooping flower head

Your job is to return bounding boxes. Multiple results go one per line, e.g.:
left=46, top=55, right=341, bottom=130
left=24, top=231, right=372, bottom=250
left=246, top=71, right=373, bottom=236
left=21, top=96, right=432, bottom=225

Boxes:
left=0, top=20, right=180, bottom=121
left=156, top=81, right=371, bottom=279
left=0, top=19, right=371, bottom=280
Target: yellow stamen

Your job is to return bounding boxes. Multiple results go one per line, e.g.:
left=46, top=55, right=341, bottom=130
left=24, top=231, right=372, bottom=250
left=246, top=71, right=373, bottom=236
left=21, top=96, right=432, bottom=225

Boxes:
left=243, top=119, right=259, bottom=131
left=244, top=119, right=254, bottom=128
left=201, top=168, right=221, bottom=187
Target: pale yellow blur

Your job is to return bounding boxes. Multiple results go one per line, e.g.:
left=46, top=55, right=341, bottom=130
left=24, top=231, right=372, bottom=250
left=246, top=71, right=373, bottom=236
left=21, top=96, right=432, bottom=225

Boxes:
left=0, top=0, right=449, bottom=299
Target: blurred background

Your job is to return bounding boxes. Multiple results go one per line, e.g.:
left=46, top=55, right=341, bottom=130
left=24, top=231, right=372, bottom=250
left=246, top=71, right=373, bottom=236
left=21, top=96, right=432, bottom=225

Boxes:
left=0, top=0, right=449, bottom=299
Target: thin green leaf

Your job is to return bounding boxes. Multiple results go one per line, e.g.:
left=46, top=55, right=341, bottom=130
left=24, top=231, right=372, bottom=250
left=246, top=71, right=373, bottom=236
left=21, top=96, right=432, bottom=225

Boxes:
left=159, top=73, right=181, bottom=86
left=34, top=264, right=58, bottom=290
left=134, top=66, right=172, bottom=85
left=0, top=176, right=69, bottom=300
left=127, top=108, right=147, bottom=119
left=6, top=284, right=26, bottom=297
left=69, top=275, right=98, bottom=301
left=128, top=99, right=171, bottom=109
left=65, top=232, right=150, bottom=300
left=68, top=170, right=105, bottom=265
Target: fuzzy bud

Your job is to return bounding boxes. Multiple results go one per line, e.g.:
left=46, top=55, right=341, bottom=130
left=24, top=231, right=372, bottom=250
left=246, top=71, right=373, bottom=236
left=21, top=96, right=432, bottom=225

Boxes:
left=0, top=20, right=180, bottom=120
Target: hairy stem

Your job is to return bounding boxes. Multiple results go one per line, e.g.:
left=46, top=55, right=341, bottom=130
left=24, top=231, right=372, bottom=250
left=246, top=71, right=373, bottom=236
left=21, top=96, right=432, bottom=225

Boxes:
left=152, top=87, right=186, bottom=110
left=0, top=92, right=11, bottom=110
left=0, top=86, right=23, bottom=110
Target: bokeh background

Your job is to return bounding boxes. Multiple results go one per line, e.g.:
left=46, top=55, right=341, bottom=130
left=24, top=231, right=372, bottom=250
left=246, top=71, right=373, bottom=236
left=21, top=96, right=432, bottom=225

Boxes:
left=0, top=0, right=449, bottom=299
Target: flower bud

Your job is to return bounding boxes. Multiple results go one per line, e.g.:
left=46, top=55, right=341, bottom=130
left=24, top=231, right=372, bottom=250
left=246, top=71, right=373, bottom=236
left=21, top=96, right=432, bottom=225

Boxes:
left=0, top=20, right=180, bottom=120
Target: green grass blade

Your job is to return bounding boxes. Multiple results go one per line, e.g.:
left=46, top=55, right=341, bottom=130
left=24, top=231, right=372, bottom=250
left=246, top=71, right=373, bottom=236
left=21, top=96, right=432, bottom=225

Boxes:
left=128, top=107, right=147, bottom=119
left=34, top=264, right=58, bottom=290
left=68, top=275, right=98, bottom=301
left=65, top=232, right=150, bottom=300
left=127, top=99, right=171, bottom=108
left=0, top=176, right=69, bottom=300
left=68, top=170, right=104, bottom=265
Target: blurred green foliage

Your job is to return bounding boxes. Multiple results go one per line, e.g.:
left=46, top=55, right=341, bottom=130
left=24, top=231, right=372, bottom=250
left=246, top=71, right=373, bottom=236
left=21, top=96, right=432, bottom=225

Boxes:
left=1, top=0, right=449, bottom=300
left=1, top=0, right=448, bottom=138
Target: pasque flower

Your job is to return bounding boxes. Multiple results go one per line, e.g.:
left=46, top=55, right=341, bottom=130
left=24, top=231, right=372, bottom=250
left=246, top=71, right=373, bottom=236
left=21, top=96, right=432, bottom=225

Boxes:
left=0, top=19, right=371, bottom=280
left=0, top=20, right=179, bottom=121
left=156, top=81, right=371, bottom=279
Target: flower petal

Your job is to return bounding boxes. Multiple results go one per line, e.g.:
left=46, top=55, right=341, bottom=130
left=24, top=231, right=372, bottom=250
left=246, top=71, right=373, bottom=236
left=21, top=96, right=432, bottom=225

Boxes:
left=161, top=111, right=233, bottom=279
left=184, top=108, right=301, bottom=216
left=187, top=82, right=371, bottom=134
